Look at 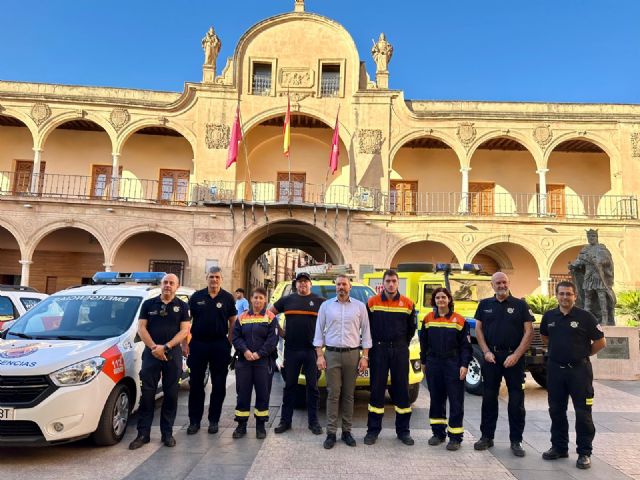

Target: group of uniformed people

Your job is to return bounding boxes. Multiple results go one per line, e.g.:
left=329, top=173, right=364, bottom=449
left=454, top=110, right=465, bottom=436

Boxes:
left=128, top=266, right=606, bottom=470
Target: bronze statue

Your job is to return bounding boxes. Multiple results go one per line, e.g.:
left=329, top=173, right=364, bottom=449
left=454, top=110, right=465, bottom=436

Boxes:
left=570, top=229, right=616, bottom=325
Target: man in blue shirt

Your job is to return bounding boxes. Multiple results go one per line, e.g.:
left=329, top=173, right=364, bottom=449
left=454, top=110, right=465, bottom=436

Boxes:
left=235, top=288, right=249, bottom=317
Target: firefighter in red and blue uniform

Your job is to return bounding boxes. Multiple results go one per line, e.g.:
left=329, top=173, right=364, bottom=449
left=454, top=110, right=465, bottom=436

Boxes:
left=231, top=287, right=279, bottom=439
left=364, top=269, right=417, bottom=446
left=420, top=287, right=472, bottom=450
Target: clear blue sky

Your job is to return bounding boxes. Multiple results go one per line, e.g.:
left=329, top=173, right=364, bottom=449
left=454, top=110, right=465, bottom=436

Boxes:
left=2, top=0, right=639, bottom=104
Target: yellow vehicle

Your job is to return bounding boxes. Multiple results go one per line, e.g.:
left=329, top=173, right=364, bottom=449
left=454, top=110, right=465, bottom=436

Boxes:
left=269, top=276, right=424, bottom=406
left=364, top=263, right=547, bottom=395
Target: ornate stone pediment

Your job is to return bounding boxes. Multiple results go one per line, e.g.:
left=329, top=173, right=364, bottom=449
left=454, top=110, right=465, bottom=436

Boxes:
left=358, top=129, right=383, bottom=154
left=205, top=124, right=230, bottom=149
left=279, top=67, right=314, bottom=89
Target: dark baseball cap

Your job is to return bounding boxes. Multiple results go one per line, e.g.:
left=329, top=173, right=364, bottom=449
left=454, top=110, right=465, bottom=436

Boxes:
left=295, top=272, right=311, bottom=281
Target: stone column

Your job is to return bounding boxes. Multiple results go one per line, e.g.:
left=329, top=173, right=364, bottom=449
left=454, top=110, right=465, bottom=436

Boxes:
left=102, top=263, right=113, bottom=273
left=19, top=260, right=32, bottom=287
left=30, top=149, right=42, bottom=194
left=538, top=276, right=551, bottom=296
left=537, top=168, right=549, bottom=216
left=111, top=153, right=120, bottom=199
left=460, top=167, right=471, bottom=214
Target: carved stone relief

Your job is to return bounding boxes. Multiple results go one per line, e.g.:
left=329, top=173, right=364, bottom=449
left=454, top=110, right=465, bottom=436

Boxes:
left=205, top=124, right=230, bottom=149
left=194, top=229, right=232, bottom=245
left=358, top=129, right=383, bottom=154
left=278, top=91, right=314, bottom=103
left=109, top=108, right=130, bottom=132
left=278, top=68, right=314, bottom=89
left=31, top=102, right=51, bottom=126
left=533, top=124, right=553, bottom=148
left=457, top=122, right=476, bottom=147
left=631, top=132, right=640, bottom=158
left=540, top=237, right=554, bottom=250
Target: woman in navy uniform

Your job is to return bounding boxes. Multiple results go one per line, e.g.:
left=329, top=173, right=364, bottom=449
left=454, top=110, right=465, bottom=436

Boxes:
left=420, top=287, right=472, bottom=450
left=232, top=286, right=279, bottom=439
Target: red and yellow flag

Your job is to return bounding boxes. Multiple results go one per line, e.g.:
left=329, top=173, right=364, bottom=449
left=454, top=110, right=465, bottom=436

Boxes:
left=283, top=95, right=291, bottom=157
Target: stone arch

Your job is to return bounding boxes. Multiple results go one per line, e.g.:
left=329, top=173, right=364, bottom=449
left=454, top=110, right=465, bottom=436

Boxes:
left=37, top=112, right=117, bottom=151
left=25, top=220, right=109, bottom=262
left=467, top=235, right=544, bottom=268
left=0, top=218, right=26, bottom=254
left=0, top=108, right=39, bottom=147
left=542, top=132, right=616, bottom=166
left=385, top=234, right=466, bottom=269
left=115, top=119, right=196, bottom=157
left=108, top=224, right=192, bottom=267
left=467, top=130, right=541, bottom=168
left=390, top=130, right=465, bottom=166
left=228, top=218, right=345, bottom=288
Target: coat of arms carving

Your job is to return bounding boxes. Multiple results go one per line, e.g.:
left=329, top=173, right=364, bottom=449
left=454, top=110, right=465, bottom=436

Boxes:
left=205, top=124, right=230, bottom=149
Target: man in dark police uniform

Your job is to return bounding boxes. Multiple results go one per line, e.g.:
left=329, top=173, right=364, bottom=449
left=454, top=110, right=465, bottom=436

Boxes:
left=186, top=267, right=237, bottom=435
left=540, top=280, right=606, bottom=470
left=129, top=273, right=190, bottom=449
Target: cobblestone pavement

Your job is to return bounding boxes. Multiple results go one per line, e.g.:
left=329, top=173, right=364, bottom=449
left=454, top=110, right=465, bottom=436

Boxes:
left=2, top=375, right=639, bottom=480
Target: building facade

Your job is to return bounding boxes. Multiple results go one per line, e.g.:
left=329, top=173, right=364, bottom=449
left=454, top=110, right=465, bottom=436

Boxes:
left=0, top=0, right=638, bottom=296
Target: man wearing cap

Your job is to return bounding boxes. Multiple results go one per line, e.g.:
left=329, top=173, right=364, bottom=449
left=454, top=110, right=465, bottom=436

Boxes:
left=270, top=272, right=326, bottom=435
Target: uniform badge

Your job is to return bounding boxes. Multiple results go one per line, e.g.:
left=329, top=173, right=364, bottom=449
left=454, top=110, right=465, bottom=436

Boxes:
left=399, top=301, right=404, bottom=307
left=484, top=309, right=492, bottom=313
left=507, top=307, right=514, bottom=314
left=173, top=306, right=180, bottom=313
left=548, top=322, right=555, bottom=327
left=570, top=321, right=579, bottom=328
left=310, top=301, right=314, bottom=306
left=216, top=302, right=222, bottom=308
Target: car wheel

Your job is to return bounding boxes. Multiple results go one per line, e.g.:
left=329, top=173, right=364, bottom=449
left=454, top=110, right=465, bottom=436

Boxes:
left=92, top=384, right=130, bottom=446
left=465, top=345, right=484, bottom=396
left=408, top=383, right=420, bottom=404
left=529, top=367, right=547, bottom=389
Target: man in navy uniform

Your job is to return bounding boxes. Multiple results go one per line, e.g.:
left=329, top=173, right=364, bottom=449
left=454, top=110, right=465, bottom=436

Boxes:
left=540, top=280, right=606, bottom=470
left=129, top=273, right=190, bottom=449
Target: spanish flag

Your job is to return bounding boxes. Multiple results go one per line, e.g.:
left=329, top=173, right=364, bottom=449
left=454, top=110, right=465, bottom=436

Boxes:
left=283, top=95, right=291, bottom=157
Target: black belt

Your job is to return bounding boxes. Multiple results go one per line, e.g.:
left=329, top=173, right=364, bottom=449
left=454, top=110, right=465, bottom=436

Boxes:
left=490, top=346, right=514, bottom=353
left=374, top=340, right=407, bottom=347
left=325, top=346, right=360, bottom=352
left=550, top=357, right=589, bottom=369
left=427, top=349, right=459, bottom=359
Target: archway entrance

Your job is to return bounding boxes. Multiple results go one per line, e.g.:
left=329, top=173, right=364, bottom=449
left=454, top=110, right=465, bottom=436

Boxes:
left=390, top=240, right=459, bottom=267
left=232, top=220, right=344, bottom=292
left=0, top=226, right=21, bottom=284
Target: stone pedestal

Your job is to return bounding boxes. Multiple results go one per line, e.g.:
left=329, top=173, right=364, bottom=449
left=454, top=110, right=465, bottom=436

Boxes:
left=592, top=326, right=640, bottom=380
left=202, top=65, right=216, bottom=84
left=376, top=71, right=389, bottom=89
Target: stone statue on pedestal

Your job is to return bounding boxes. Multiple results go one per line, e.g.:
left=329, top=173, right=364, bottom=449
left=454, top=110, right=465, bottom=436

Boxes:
left=371, top=33, right=393, bottom=73
left=570, top=229, right=616, bottom=325
left=202, top=27, right=221, bottom=68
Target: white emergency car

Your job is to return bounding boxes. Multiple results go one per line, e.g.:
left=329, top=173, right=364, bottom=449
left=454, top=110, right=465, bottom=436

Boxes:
left=0, top=285, right=48, bottom=332
left=0, top=272, right=194, bottom=446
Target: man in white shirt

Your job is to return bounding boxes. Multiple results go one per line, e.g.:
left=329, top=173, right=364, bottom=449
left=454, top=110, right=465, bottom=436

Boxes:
left=314, top=275, right=372, bottom=449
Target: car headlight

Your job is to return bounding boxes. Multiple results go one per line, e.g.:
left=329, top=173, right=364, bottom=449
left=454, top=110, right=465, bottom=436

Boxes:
left=50, top=357, right=106, bottom=386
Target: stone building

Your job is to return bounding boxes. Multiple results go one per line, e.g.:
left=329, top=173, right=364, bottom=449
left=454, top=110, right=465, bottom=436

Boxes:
left=0, top=0, right=638, bottom=296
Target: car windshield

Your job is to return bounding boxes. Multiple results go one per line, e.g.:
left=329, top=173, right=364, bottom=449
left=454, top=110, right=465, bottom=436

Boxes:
left=449, top=279, right=494, bottom=302
left=6, top=295, right=142, bottom=340
left=310, top=285, right=375, bottom=304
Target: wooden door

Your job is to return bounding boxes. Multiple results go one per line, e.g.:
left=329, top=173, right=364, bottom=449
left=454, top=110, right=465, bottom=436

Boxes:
left=13, top=160, right=45, bottom=194
left=158, top=169, right=190, bottom=203
left=390, top=180, right=418, bottom=214
left=468, top=182, right=495, bottom=215
left=546, top=184, right=565, bottom=217
left=277, top=172, right=306, bottom=202
left=91, top=165, right=122, bottom=198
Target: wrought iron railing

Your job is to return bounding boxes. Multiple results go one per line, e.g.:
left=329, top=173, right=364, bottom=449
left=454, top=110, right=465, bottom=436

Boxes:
left=320, top=74, right=340, bottom=97
left=252, top=74, right=271, bottom=96
left=0, top=171, right=637, bottom=219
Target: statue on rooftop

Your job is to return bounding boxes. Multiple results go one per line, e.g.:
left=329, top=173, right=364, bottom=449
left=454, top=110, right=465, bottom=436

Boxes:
left=202, top=26, right=221, bottom=67
left=371, top=33, right=393, bottom=73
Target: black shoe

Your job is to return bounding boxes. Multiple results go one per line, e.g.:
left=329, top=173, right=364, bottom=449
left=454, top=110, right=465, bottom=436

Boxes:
left=510, top=441, right=526, bottom=457
left=542, top=447, right=569, bottom=460
left=576, top=455, right=591, bottom=469
left=275, top=422, right=292, bottom=434
left=161, top=435, right=176, bottom=447
left=308, top=423, right=323, bottom=435
left=341, top=431, right=356, bottom=447
left=474, top=437, right=494, bottom=451
left=364, top=433, right=378, bottom=445
left=208, top=423, right=219, bottom=434
left=128, top=435, right=150, bottom=450
left=186, top=424, right=200, bottom=435
left=428, top=435, right=446, bottom=446
left=446, top=440, right=461, bottom=451
left=232, top=423, right=247, bottom=439
left=256, top=420, right=267, bottom=440
left=323, top=433, right=337, bottom=449
left=398, top=434, right=414, bottom=446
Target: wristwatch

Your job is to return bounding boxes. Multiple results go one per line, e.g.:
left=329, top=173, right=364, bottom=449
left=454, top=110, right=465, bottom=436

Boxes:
left=164, top=343, right=171, bottom=352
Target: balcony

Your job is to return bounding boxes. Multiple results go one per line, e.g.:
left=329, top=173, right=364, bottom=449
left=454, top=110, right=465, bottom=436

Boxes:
left=0, top=171, right=637, bottom=220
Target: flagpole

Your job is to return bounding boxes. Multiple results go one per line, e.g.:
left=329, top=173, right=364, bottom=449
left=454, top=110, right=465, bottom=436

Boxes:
left=324, top=105, right=341, bottom=203
left=287, top=91, right=291, bottom=202
left=236, top=102, right=253, bottom=200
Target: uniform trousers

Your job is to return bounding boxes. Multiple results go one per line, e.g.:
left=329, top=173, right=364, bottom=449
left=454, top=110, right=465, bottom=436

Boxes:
left=426, top=356, right=465, bottom=441
left=234, top=358, right=273, bottom=421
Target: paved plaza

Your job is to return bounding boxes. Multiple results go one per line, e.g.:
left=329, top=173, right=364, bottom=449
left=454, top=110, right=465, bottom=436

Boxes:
left=3, top=375, right=640, bottom=480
